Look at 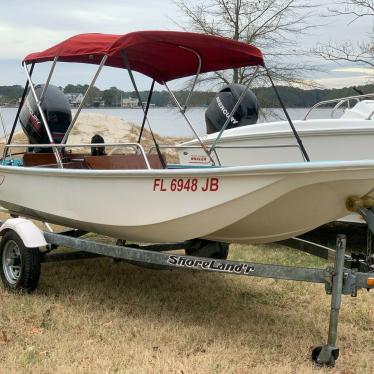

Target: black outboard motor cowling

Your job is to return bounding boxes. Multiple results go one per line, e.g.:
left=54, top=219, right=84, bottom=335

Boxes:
left=19, top=84, right=72, bottom=151
left=205, top=84, right=258, bottom=134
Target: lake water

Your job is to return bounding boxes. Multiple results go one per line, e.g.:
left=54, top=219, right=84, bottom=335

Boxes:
left=0, top=107, right=336, bottom=138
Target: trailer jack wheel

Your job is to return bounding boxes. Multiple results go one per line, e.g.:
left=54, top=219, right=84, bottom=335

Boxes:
left=312, top=346, right=339, bottom=367
left=0, top=231, right=41, bottom=293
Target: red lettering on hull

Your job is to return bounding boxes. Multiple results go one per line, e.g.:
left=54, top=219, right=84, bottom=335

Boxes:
left=153, top=178, right=220, bottom=192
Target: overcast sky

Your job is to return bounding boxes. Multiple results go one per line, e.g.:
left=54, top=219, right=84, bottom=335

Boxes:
left=0, top=0, right=373, bottom=89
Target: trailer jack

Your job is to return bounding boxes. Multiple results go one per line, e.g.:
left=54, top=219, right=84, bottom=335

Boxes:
left=312, top=235, right=345, bottom=366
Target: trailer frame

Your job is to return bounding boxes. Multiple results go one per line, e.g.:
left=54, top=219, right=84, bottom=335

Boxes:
left=1, top=218, right=374, bottom=367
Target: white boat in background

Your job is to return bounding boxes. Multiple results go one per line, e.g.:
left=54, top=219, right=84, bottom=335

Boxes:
left=178, top=99, right=374, bottom=167
left=1, top=31, right=374, bottom=245
left=176, top=92, right=374, bottom=225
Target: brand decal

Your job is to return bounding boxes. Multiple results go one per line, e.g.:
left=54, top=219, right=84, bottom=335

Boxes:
left=25, top=99, right=42, bottom=132
left=189, top=154, right=210, bottom=164
left=153, top=178, right=219, bottom=192
left=167, top=255, right=255, bottom=274
left=28, top=113, right=42, bottom=132
left=216, top=97, right=238, bottom=125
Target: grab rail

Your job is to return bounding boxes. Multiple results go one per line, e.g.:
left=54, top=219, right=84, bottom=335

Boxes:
left=3, top=142, right=151, bottom=169
left=151, top=144, right=303, bottom=150
left=304, top=93, right=374, bottom=120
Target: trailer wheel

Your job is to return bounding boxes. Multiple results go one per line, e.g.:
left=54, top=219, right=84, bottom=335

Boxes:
left=0, top=231, right=41, bottom=293
left=185, top=240, right=229, bottom=260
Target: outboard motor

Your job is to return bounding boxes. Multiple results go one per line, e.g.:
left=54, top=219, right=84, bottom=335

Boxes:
left=19, top=84, right=72, bottom=152
left=205, top=84, right=258, bottom=134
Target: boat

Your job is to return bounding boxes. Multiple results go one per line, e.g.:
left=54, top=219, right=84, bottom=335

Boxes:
left=1, top=31, right=374, bottom=244
left=178, top=97, right=374, bottom=167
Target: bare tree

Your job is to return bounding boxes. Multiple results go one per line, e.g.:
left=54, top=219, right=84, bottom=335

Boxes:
left=316, top=1, right=374, bottom=67
left=329, top=0, right=374, bottom=21
left=173, top=0, right=319, bottom=87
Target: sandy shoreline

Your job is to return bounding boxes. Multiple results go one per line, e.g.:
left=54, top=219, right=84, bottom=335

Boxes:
left=0, top=112, right=190, bottom=155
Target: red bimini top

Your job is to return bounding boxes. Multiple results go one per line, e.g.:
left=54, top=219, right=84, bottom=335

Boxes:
left=23, top=31, right=264, bottom=84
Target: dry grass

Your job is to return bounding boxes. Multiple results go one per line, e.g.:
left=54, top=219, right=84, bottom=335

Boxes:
left=0, top=239, right=373, bottom=373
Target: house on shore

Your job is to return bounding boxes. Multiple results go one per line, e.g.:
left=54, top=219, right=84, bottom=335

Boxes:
left=65, top=93, right=84, bottom=107
left=122, top=97, right=140, bottom=108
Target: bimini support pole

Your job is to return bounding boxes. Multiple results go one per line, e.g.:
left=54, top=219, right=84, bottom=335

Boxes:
left=40, top=56, right=58, bottom=104
left=162, top=46, right=216, bottom=165
left=138, top=79, right=155, bottom=143
left=164, top=82, right=216, bottom=165
left=3, top=63, right=35, bottom=161
left=179, top=46, right=202, bottom=113
left=120, top=49, right=166, bottom=168
left=208, top=66, right=259, bottom=156
left=23, top=62, right=64, bottom=168
left=265, top=66, right=310, bottom=162
left=61, top=55, right=108, bottom=144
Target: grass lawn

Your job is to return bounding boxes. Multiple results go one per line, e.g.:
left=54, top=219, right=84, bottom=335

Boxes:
left=0, top=240, right=373, bottom=373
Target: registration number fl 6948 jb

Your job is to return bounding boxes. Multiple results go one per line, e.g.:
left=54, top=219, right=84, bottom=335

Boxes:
left=153, top=178, right=219, bottom=192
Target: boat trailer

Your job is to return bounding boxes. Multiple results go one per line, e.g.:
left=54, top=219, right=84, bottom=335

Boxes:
left=0, top=217, right=373, bottom=367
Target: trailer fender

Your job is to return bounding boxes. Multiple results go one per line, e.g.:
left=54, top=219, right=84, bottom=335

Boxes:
left=0, top=218, right=47, bottom=248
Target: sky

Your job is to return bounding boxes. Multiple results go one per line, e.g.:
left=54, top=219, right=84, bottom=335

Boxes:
left=0, top=0, right=373, bottom=90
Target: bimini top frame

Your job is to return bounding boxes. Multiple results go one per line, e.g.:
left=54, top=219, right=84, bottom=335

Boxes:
left=7, top=31, right=309, bottom=167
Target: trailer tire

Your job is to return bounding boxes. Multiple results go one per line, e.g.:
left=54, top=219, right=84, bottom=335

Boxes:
left=0, top=231, right=41, bottom=293
left=185, top=240, right=229, bottom=260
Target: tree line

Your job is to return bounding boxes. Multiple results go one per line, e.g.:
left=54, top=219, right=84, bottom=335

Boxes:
left=1, top=83, right=374, bottom=108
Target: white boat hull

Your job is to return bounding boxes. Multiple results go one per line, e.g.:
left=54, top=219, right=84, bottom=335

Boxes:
left=1, top=161, right=374, bottom=244
left=179, top=118, right=374, bottom=166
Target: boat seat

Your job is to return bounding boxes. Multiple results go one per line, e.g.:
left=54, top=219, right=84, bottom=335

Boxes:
left=23, top=153, right=58, bottom=167
left=22, top=152, right=165, bottom=170
left=84, top=154, right=165, bottom=170
left=23, top=152, right=87, bottom=167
